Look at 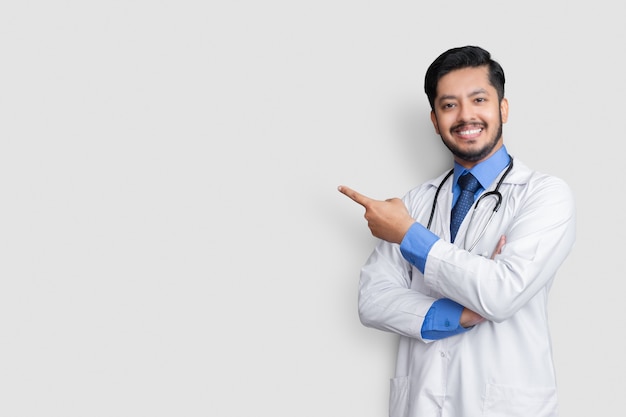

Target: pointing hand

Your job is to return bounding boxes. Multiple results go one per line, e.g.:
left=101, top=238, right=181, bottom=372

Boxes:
left=338, top=185, right=415, bottom=244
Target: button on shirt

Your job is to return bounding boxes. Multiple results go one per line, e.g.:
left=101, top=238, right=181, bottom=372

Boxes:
left=400, top=146, right=511, bottom=340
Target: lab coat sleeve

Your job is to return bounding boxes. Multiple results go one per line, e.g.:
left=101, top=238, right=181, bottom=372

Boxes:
left=358, top=238, right=437, bottom=343
left=423, top=174, right=576, bottom=323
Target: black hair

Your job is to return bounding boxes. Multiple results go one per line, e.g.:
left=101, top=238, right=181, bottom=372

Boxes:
left=424, top=46, right=505, bottom=110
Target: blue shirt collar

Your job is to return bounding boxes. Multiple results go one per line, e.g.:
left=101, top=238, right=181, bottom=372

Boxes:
left=453, top=146, right=511, bottom=191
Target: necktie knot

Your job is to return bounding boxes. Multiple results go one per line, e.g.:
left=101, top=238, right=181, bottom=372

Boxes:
left=458, top=172, right=480, bottom=193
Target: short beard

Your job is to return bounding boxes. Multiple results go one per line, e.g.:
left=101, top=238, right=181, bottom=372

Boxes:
left=440, top=115, right=504, bottom=162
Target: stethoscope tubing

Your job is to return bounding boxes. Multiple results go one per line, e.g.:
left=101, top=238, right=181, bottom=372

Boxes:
left=426, top=157, right=514, bottom=251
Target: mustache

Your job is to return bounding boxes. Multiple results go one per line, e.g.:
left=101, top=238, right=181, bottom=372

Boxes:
left=451, top=122, right=486, bottom=131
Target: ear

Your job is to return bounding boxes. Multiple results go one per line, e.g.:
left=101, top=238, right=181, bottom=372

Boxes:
left=500, top=98, right=509, bottom=123
left=430, top=110, right=440, bottom=134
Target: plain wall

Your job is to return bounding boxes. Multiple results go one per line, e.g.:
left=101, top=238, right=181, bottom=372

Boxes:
left=0, top=1, right=622, bottom=416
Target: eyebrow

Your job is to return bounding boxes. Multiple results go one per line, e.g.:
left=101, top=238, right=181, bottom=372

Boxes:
left=438, top=88, right=489, bottom=102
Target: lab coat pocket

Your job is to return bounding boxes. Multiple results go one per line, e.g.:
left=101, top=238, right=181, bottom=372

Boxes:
left=483, top=383, right=558, bottom=417
left=389, top=376, right=409, bottom=417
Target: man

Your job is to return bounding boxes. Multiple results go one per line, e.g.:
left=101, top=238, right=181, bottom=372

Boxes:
left=338, top=46, right=576, bottom=417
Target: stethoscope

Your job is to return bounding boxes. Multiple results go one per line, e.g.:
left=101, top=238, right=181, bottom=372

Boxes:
left=426, top=157, right=514, bottom=252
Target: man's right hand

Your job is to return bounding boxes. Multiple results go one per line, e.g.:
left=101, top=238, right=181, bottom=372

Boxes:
left=337, top=185, right=415, bottom=244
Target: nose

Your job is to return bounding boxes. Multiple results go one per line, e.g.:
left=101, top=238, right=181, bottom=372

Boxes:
left=457, top=101, right=476, bottom=123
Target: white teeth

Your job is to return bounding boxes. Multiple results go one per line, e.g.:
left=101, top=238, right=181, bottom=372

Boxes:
left=459, top=129, right=481, bottom=135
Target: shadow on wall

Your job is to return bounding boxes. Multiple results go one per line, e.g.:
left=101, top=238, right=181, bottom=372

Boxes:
left=393, top=99, right=450, bottom=184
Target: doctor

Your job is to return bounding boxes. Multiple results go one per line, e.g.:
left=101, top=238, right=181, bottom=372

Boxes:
left=338, top=46, right=576, bottom=417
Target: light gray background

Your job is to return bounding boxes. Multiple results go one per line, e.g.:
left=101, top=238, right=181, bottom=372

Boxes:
left=0, top=1, right=622, bottom=416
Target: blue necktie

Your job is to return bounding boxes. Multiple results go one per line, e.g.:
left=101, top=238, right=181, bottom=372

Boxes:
left=450, top=172, right=481, bottom=243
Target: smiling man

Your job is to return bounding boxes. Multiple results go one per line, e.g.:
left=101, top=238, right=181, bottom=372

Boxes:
left=338, top=46, right=576, bottom=417
left=431, top=66, right=507, bottom=165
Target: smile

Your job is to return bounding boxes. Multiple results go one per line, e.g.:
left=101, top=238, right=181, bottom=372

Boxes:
left=458, top=128, right=482, bottom=135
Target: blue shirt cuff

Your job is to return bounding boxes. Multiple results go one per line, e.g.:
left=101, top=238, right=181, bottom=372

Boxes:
left=421, top=298, right=470, bottom=340
left=400, top=222, right=440, bottom=273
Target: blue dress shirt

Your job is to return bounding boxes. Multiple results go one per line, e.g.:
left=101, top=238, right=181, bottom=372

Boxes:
left=399, top=146, right=511, bottom=340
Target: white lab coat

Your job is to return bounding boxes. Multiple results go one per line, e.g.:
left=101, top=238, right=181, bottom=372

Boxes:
left=358, top=158, right=576, bottom=417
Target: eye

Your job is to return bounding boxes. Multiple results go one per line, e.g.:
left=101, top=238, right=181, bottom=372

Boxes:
left=475, top=97, right=486, bottom=103
left=441, top=102, right=455, bottom=110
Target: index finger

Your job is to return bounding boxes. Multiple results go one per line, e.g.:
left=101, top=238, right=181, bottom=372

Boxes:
left=337, top=185, right=373, bottom=207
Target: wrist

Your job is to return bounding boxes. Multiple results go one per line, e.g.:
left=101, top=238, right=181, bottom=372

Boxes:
left=397, top=220, right=416, bottom=244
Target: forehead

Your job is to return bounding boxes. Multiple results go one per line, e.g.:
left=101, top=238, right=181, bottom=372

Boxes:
left=436, top=66, right=494, bottom=99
